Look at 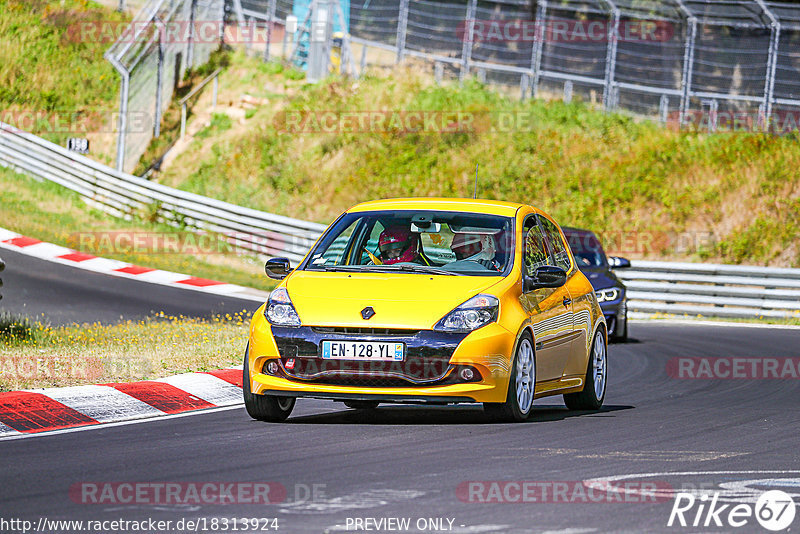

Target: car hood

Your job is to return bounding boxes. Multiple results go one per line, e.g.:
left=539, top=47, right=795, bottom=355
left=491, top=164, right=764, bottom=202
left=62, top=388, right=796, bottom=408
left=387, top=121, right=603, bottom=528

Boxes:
left=578, top=266, right=623, bottom=290
left=285, top=270, right=504, bottom=329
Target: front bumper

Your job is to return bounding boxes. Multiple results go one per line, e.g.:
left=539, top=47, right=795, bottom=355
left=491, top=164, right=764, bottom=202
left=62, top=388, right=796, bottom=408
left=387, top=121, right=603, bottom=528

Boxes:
left=248, top=311, right=515, bottom=404
left=600, top=298, right=626, bottom=337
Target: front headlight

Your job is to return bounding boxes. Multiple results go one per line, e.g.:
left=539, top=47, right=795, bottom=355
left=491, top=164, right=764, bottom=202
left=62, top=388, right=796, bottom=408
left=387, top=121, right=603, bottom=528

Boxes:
left=434, top=294, right=499, bottom=333
left=595, top=287, right=620, bottom=303
left=264, top=287, right=301, bottom=326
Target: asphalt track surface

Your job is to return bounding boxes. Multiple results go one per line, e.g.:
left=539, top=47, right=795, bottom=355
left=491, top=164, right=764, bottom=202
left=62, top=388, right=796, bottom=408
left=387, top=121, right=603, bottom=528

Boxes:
left=1, top=254, right=799, bottom=533
left=0, top=248, right=261, bottom=325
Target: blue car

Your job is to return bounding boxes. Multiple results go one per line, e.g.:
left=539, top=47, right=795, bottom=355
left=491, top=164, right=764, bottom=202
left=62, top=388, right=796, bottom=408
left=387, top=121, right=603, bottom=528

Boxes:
left=562, top=227, right=630, bottom=342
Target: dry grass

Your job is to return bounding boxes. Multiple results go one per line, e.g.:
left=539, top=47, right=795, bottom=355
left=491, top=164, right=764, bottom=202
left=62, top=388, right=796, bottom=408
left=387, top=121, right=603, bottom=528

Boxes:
left=0, top=311, right=250, bottom=391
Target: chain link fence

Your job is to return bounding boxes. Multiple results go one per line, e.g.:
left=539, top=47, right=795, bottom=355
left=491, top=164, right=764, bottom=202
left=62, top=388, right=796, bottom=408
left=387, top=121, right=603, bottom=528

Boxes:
left=241, top=0, right=800, bottom=132
left=105, top=0, right=225, bottom=173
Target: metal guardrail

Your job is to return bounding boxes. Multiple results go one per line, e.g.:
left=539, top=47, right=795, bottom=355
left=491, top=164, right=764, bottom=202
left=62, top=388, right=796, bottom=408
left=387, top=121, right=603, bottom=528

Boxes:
left=620, top=261, right=800, bottom=319
left=0, top=122, right=326, bottom=264
left=180, top=68, right=222, bottom=139
left=1, top=122, right=798, bottom=319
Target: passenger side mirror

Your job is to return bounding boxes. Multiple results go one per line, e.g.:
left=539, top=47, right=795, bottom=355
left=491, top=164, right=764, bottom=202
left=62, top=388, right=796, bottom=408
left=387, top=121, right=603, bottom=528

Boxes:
left=265, top=258, right=291, bottom=280
left=608, top=256, right=631, bottom=269
left=523, top=265, right=567, bottom=292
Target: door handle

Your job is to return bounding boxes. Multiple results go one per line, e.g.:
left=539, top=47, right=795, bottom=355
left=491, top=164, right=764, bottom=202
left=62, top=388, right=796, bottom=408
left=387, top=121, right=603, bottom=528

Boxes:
left=563, top=296, right=572, bottom=307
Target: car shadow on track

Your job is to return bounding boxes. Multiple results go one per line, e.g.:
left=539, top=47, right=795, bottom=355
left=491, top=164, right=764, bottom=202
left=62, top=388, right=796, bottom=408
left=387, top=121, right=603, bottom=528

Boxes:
left=285, top=404, right=633, bottom=425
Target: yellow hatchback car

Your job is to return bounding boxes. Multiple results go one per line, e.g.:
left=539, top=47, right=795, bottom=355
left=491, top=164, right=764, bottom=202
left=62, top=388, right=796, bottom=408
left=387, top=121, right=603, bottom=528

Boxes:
left=245, top=198, right=607, bottom=422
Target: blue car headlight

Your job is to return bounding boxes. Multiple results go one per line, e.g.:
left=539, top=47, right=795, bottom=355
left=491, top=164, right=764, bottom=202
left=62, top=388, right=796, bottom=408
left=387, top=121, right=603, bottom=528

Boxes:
left=595, top=287, right=621, bottom=303
left=434, top=294, right=499, bottom=333
left=264, top=287, right=301, bottom=327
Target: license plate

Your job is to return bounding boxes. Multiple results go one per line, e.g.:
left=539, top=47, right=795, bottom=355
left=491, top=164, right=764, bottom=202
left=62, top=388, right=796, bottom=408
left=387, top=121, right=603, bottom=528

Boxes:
left=321, top=341, right=405, bottom=361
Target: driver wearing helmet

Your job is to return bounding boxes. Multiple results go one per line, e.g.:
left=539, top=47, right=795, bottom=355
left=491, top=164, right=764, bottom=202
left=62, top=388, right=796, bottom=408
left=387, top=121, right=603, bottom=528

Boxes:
left=450, top=232, right=502, bottom=271
left=378, top=226, right=432, bottom=265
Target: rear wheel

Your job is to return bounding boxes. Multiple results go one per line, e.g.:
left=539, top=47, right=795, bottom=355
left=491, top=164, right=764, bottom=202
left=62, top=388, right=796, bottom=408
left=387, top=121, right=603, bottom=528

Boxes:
left=564, top=329, right=606, bottom=410
left=484, top=333, right=535, bottom=422
left=243, top=345, right=295, bottom=422
left=343, top=400, right=379, bottom=410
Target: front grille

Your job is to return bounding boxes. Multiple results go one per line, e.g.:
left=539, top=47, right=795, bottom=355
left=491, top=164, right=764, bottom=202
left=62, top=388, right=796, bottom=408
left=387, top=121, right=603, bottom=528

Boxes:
left=282, top=357, right=450, bottom=386
left=269, top=326, right=469, bottom=387
left=310, top=327, right=420, bottom=337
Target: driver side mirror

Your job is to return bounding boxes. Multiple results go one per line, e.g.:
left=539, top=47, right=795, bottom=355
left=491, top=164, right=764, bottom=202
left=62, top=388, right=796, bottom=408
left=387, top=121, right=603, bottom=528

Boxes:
left=265, top=258, right=291, bottom=280
left=608, top=256, right=631, bottom=269
left=523, top=265, right=567, bottom=292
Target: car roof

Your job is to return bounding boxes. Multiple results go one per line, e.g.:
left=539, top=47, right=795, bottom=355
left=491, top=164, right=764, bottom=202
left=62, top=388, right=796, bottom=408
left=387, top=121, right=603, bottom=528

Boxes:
left=347, top=198, right=526, bottom=217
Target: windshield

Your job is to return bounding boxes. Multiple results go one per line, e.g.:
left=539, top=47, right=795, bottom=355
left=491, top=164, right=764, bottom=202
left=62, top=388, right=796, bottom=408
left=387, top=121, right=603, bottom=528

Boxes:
left=303, top=210, right=515, bottom=276
left=563, top=230, right=607, bottom=268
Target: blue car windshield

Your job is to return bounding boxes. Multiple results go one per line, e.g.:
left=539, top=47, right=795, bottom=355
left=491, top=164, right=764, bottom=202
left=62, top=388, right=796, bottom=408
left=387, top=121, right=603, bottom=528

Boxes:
left=564, top=230, right=607, bottom=268
left=303, top=210, right=515, bottom=276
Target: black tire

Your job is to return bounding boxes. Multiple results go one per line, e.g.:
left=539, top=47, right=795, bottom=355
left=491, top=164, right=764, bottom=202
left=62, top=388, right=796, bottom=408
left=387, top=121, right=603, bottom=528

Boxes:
left=611, top=311, right=628, bottom=342
left=343, top=400, right=380, bottom=410
left=484, top=332, right=536, bottom=422
left=564, top=329, right=607, bottom=410
left=243, top=344, right=295, bottom=422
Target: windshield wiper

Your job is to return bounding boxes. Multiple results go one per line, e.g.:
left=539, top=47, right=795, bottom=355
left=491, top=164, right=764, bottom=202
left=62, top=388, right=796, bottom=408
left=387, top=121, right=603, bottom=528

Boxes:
left=368, top=264, right=460, bottom=276
left=306, top=264, right=459, bottom=275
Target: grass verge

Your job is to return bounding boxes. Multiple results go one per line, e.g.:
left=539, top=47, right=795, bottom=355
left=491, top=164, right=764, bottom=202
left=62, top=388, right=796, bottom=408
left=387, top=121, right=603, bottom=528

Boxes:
left=0, top=0, right=128, bottom=165
left=0, top=311, right=250, bottom=391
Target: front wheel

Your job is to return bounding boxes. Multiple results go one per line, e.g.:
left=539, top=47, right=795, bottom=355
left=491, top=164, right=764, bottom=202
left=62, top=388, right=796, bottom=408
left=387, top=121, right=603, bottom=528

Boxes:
left=564, top=329, right=607, bottom=410
left=243, top=345, right=295, bottom=422
left=484, top=333, right=536, bottom=422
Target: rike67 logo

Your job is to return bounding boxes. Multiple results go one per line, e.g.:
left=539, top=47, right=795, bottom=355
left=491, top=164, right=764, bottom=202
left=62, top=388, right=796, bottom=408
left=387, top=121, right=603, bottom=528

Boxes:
left=668, top=490, right=796, bottom=531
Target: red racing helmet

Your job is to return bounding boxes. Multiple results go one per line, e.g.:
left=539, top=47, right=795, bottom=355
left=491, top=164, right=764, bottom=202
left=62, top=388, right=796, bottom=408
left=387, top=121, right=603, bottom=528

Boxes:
left=379, top=226, right=419, bottom=264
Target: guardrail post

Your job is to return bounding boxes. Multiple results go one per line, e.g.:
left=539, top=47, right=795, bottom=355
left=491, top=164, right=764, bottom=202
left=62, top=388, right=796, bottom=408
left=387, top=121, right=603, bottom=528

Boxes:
left=396, top=0, right=410, bottom=64
left=677, top=8, right=697, bottom=128
left=181, top=103, right=187, bottom=139
left=186, top=0, right=198, bottom=70
left=154, top=17, right=165, bottom=138
left=530, top=0, right=547, bottom=98
left=460, top=0, right=477, bottom=81
left=659, top=94, right=669, bottom=124
left=263, top=0, right=278, bottom=61
left=601, top=0, right=620, bottom=110
left=106, top=54, right=129, bottom=173
left=754, top=0, right=780, bottom=131
left=212, top=75, right=219, bottom=107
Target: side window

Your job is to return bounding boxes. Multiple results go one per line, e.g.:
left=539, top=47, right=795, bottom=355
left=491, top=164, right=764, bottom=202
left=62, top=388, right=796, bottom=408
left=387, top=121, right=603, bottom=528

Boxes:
left=523, top=217, right=550, bottom=276
left=538, top=216, right=572, bottom=272
left=359, top=220, right=385, bottom=264
left=313, top=219, right=359, bottom=266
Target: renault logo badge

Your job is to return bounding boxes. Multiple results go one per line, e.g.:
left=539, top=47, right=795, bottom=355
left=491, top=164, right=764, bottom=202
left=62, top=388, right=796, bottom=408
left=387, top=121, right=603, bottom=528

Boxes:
left=361, top=307, right=375, bottom=320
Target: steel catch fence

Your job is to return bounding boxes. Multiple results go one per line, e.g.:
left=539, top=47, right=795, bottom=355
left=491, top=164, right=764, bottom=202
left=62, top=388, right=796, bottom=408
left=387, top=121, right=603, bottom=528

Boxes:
left=242, top=0, right=800, bottom=131
left=105, top=0, right=226, bottom=173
